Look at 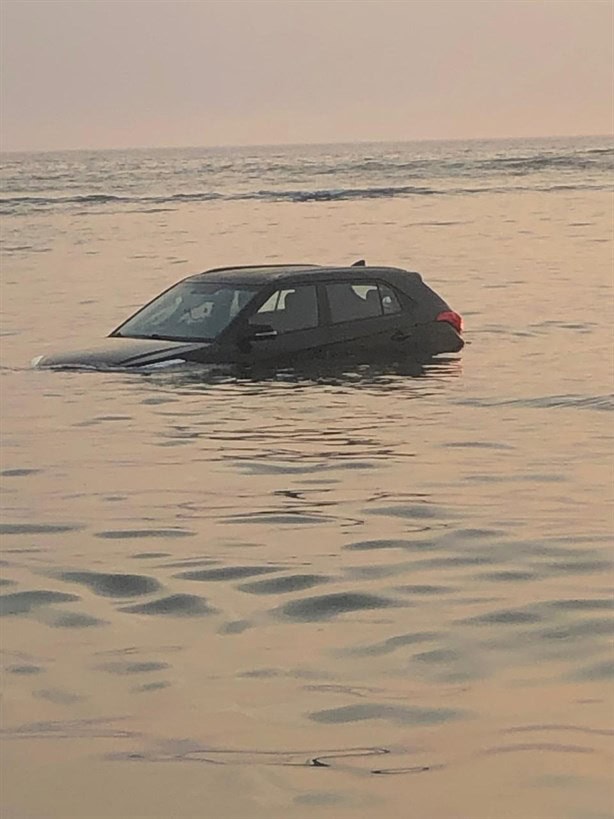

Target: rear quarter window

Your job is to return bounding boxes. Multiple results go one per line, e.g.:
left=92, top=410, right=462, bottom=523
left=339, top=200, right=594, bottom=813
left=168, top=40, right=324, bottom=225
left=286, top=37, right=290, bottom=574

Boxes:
left=379, top=284, right=402, bottom=315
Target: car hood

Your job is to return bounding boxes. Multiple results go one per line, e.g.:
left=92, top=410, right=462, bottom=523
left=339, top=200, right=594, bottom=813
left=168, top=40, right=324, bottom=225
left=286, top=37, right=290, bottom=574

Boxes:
left=32, top=337, right=209, bottom=370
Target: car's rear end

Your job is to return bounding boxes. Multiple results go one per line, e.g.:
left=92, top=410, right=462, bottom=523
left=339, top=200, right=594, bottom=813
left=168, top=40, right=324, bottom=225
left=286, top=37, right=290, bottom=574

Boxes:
left=427, top=305, right=464, bottom=353
left=383, top=267, right=464, bottom=355
left=414, top=282, right=464, bottom=354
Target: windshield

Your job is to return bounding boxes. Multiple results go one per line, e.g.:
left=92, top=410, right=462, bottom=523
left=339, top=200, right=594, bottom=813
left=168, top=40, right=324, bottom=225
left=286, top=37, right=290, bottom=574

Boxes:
left=115, top=282, right=258, bottom=342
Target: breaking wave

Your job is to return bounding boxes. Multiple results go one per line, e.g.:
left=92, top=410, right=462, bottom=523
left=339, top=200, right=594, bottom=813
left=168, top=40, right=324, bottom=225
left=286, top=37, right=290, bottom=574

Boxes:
left=0, top=181, right=610, bottom=216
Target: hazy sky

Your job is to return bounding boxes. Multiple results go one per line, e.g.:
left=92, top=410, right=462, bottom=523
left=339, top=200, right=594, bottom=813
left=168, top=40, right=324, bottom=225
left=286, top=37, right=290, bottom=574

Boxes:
left=1, top=0, right=612, bottom=151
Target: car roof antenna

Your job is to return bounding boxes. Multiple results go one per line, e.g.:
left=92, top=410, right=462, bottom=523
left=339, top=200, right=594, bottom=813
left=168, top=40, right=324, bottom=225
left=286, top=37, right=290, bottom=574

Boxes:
left=351, top=259, right=366, bottom=267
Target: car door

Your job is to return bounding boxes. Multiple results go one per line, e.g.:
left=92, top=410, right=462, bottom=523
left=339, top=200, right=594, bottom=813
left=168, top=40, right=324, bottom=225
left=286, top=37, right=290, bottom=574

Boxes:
left=233, top=284, right=324, bottom=362
left=319, top=280, right=415, bottom=358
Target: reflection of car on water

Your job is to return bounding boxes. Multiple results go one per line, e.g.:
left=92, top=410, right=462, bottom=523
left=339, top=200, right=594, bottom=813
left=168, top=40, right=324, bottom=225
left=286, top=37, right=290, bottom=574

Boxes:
left=32, top=261, right=464, bottom=370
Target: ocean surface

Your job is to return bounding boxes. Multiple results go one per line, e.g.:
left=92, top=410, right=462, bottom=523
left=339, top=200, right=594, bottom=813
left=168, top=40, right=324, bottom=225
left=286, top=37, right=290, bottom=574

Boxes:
left=1, top=136, right=613, bottom=819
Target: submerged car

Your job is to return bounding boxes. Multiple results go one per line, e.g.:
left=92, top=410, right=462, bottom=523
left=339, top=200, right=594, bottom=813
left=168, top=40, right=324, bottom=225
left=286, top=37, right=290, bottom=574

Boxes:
left=32, top=261, right=463, bottom=370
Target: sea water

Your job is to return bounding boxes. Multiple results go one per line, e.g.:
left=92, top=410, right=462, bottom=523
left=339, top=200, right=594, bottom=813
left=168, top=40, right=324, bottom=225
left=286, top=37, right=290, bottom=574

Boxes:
left=1, top=137, right=612, bottom=818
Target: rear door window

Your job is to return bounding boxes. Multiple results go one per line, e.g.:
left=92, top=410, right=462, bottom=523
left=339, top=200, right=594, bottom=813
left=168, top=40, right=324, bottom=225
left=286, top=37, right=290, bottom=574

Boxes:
left=248, top=285, right=318, bottom=333
left=325, top=281, right=401, bottom=323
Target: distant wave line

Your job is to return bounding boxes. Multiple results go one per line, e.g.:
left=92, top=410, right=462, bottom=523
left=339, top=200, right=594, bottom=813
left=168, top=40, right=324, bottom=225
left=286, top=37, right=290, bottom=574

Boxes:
left=0, top=180, right=610, bottom=214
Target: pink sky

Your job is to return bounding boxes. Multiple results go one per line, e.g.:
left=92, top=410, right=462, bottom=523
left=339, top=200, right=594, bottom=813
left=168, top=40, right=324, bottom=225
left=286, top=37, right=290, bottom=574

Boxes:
left=1, top=0, right=612, bottom=151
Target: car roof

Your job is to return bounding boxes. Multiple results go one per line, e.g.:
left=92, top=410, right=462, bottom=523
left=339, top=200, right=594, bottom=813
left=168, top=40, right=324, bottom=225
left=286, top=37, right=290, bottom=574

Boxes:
left=184, top=263, right=424, bottom=290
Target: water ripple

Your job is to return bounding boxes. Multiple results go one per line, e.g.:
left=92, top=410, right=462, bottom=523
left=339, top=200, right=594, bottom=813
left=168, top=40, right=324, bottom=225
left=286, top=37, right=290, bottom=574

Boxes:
left=277, top=592, right=398, bottom=621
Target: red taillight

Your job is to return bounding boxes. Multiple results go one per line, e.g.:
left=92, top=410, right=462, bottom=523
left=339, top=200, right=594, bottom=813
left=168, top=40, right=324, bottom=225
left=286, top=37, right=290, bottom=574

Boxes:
left=436, top=310, right=463, bottom=333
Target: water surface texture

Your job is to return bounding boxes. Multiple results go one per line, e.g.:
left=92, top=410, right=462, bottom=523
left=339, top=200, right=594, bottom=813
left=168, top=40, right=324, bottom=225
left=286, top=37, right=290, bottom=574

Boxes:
left=1, top=138, right=613, bottom=819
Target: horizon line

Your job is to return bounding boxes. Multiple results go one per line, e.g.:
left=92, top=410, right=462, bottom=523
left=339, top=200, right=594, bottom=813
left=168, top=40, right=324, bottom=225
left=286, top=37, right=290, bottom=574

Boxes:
left=1, top=132, right=610, bottom=157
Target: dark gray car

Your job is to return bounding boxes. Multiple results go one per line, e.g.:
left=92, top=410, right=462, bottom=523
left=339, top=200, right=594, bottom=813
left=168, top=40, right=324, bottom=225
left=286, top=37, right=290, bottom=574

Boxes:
left=32, top=262, right=463, bottom=370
